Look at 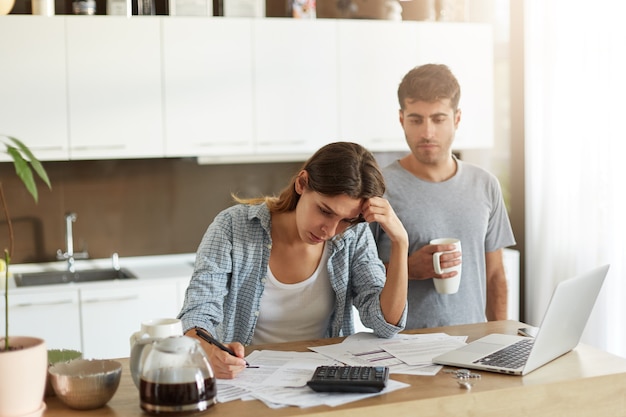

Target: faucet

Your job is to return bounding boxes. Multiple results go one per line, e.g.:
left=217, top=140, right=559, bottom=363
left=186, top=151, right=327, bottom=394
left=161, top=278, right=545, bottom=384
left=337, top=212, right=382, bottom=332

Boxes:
left=57, top=212, right=89, bottom=272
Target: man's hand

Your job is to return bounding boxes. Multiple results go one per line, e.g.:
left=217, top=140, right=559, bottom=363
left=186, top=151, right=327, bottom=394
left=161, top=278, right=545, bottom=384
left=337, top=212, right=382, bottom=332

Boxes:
left=407, top=243, right=461, bottom=280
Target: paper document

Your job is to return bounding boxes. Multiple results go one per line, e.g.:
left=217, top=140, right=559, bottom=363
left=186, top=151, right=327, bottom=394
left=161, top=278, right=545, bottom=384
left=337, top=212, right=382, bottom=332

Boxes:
left=216, top=349, right=410, bottom=408
left=309, top=332, right=467, bottom=376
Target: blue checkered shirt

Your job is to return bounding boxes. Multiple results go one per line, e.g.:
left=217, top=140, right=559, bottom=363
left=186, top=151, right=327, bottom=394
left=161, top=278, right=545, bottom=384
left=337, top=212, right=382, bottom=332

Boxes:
left=178, top=203, right=406, bottom=345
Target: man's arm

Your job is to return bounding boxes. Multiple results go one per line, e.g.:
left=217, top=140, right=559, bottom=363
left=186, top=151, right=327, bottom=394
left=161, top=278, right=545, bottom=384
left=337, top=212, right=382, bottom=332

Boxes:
left=485, top=249, right=508, bottom=321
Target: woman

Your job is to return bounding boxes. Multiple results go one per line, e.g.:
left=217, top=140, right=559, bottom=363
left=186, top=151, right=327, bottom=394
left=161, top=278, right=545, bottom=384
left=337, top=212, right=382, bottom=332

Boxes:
left=178, top=142, right=408, bottom=379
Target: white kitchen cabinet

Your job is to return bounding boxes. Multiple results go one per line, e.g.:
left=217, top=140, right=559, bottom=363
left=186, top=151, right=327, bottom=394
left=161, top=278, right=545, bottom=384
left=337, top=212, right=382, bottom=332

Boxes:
left=1, top=16, right=493, bottom=162
left=0, top=16, right=69, bottom=161
left=162, top=18, right=255, bottom=158
left=79, top=280, right=178, bottom=359
left=413, top=22, right=494, bottom=149
left=65, top=16, right=164, bottom=160
left=338, top=21, right=493, bottom=152
left=2, top=289, right=81, bottom=352
left=337, top=20, right=420, bottom=152
left=253, top=19, right=339, bottom=157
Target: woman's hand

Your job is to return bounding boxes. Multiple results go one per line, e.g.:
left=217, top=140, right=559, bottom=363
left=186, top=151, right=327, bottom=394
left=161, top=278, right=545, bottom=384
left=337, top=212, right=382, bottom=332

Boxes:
left=185, top=330, right=247, bottom=379
left=362, top=197, right=409, bottom=248
left=362, top=197, right=408, bottom=326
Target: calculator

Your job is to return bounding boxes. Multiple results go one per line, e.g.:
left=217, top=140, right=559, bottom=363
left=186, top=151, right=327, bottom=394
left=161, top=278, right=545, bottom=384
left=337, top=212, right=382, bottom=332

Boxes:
left=306, top=365, right=389, bottom=393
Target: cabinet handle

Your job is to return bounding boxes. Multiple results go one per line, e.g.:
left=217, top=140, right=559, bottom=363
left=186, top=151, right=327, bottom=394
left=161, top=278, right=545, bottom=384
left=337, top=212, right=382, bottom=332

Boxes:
left=29, top=145, right=66, bottom=151
left=195, top=141, right=249, bottom=147
left=71, top=145, right=125, bottom=151
left=13, top=299, right=75, bottom=308
left=82, top=295, right=139, bottom=303
left=256, top=140, right=305, bottom=146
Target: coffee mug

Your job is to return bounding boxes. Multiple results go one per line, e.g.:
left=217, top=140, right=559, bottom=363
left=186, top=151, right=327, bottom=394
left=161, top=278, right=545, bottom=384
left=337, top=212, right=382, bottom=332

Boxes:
left=130, top=318, right=183, bottom=348
left=430, top=238, right=462, bottom=294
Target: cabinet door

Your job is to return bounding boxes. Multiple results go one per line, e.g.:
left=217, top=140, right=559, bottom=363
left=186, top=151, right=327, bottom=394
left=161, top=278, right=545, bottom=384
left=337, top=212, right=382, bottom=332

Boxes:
left=2, top=289, right=81, bottom=351
left=80, top=281, right=178, bottom=359
left=253, top=19, right=339, bottom=157
left=65, top=16, right=164, bottom=160
left=414, top=22, right=494, bottom=149
left=337, top=20, right=419, bottom=153
left=0, top=16, right=69, bottom=161
left=162, top=18, right=254, bottom=158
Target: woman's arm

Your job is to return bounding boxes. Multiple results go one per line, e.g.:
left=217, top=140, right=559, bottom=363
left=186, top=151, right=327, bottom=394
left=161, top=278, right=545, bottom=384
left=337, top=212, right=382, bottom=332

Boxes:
left=361, top=197, right=409, bottom=326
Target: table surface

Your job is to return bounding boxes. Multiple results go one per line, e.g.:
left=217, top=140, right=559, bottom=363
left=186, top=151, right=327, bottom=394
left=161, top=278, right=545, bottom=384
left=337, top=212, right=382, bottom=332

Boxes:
left=42, top=320, right=626, bottom=417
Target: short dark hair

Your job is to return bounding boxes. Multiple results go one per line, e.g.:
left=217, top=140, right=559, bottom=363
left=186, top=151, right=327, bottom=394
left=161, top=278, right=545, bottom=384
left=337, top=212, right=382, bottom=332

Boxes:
left=397, top=64, right=461, bottom=111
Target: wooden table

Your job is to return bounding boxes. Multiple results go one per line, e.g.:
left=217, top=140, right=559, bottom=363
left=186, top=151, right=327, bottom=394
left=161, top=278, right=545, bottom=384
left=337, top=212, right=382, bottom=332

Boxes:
left=42, top=320, right=626, bottom=416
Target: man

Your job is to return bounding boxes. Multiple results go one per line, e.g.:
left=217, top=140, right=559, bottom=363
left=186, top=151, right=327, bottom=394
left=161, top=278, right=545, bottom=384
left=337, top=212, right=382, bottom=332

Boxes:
left=371, top=63, right=515, bottom=329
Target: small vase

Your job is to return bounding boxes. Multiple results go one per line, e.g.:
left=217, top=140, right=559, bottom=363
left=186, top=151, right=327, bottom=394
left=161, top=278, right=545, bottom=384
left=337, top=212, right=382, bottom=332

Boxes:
left=0, top=0, right=16, bottom=15
left=0, top=337, right=48, bottom=417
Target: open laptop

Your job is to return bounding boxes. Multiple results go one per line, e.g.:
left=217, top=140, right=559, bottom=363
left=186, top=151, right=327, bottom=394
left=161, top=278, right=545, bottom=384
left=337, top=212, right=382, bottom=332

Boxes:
left=433, top=264, right=610, bottom=376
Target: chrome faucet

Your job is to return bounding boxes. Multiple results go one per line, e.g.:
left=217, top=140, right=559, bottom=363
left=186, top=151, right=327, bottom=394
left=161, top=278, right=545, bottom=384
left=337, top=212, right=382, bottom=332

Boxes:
left=57, top=212, right=89, bottom=272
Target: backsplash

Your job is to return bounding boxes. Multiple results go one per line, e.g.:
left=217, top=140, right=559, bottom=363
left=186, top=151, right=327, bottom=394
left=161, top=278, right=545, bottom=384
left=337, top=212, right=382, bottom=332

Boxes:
left=0, top=158, right=302, bottom=264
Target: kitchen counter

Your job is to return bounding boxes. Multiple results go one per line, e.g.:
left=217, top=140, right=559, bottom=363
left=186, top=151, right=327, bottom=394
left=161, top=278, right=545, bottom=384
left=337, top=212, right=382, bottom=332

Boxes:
left=2, top=253, right=197, bottom=358
left=41, top=321, right=626, bottom=417
left=3, top=253, right=196, bottom=293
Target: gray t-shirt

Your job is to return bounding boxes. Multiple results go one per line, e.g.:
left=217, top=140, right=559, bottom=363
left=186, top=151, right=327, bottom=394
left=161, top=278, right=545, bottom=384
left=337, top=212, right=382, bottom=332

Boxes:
left=371, top=158, right=516, bottom=329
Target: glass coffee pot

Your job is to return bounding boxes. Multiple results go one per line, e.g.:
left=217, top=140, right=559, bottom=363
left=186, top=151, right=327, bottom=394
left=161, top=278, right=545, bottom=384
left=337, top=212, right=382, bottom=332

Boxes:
left=130, top=336, right=216, bottom=415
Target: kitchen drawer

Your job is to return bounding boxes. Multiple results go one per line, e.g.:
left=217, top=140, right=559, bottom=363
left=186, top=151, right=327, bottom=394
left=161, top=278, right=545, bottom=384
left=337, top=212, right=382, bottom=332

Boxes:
left=2, top=289, right=81, bottom=351
left=79, top=281, right=179, bottom=359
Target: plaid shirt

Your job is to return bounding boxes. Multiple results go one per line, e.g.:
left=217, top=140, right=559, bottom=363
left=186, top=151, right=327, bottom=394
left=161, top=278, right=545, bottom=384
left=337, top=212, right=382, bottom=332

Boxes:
left=178, top=203, right=405, bottom=345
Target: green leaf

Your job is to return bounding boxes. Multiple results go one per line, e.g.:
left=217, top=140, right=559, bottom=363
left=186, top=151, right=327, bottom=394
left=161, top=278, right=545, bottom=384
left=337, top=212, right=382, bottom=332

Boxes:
left=6, top=146, right=38, bottom=202
left=7, top=136, right=51, bottom=189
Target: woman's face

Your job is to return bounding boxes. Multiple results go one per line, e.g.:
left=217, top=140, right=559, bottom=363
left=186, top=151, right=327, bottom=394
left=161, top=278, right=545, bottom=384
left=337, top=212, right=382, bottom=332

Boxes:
left=294, top=172, right=364, bottom=244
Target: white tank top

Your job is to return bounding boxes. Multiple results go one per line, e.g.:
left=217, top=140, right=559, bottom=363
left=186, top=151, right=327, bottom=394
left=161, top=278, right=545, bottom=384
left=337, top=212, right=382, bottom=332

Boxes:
left=252, top=245, right=334, bottom=345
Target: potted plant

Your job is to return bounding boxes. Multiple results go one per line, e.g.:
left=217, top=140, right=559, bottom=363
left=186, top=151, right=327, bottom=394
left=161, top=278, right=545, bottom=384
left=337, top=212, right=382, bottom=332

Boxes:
left=1, top=135, right=52, bottom=417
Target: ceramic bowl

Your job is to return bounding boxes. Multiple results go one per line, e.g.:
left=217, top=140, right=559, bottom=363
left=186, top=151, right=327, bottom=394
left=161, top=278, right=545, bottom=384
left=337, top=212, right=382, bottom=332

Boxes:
left=48, top=359, right=122, bottom=410
left=45, top=349, right=83, bottom=397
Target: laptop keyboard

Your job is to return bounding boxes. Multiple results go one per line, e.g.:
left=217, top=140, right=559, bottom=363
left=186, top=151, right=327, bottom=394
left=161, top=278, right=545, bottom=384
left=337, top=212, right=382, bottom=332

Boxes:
left=473, top=338, right=535, bottom=369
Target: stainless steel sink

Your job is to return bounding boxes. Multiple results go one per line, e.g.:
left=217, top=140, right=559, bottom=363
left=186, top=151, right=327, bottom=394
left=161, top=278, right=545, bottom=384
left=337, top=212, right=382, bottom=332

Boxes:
left=13, top=268, right=137, bottom=287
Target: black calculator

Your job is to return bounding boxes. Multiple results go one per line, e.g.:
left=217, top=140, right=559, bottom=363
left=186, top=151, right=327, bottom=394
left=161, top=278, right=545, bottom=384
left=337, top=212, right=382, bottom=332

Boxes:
left=306, top=365, right=389, bottom=393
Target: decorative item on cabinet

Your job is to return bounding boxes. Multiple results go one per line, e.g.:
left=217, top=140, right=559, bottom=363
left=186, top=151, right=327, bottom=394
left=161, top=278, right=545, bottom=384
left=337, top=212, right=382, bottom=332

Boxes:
left=222, top=0, right=264, bottom=16
left=31, top=0, right=55, bottom=15
left=73, top=0, right=96, bottom=14
left=316, top=0, right=401, bottom=20
left=435, top=0, right=467, bottom=21
left=135, top=0, right=155, bottom=14
left=400, top=0, right=436, bottom=21
left=288, top=0, right=315, bottom=18
left=169, top=0, right=212, bottom=16
left=107, top=0, right=131, bottom=15
left=0, top=0, right=14, bottom=14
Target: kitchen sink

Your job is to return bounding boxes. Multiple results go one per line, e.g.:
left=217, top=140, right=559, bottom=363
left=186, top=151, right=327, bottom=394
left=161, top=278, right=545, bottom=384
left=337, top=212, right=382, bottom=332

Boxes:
left=13, top=268, right=137, bottom=287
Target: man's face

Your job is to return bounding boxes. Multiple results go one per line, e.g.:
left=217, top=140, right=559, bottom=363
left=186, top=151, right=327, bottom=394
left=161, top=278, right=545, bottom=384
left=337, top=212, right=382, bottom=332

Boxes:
left=399, top=98, right=461, bottom=166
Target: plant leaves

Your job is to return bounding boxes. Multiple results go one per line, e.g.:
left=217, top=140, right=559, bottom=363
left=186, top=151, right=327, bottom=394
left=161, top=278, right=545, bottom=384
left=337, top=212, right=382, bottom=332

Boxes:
left=7, top=136, right=51, bottom=189
left=6, top=146, right=38, bottom=202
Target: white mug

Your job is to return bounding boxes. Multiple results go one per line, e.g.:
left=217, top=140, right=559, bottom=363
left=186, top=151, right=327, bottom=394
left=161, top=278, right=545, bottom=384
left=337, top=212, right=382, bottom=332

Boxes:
left=430, top=238, right=462, bottom=294
left=129, top=318, right=183, bottom=348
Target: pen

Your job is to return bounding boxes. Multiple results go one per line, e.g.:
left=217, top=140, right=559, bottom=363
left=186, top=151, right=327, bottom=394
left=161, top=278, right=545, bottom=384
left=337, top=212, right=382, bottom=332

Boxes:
left=194, top=327, right=257, bottom=368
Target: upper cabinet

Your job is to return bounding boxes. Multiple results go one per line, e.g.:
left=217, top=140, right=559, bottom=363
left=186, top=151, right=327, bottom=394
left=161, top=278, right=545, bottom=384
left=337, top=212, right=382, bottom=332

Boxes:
left=65, top=16, right=164, bottom=160
left=337, top=20, right=421, bottom=152
left=338, top=20, right=494, bottom=152
left=413, top=22, right=494, bottom=149
left=0, top=16, right=69, bottom=161
left=162, top=18, right=254, bottom=158
left=0, top=16, right=493, bottom=162
left=253, top=19, right=339, bottom=157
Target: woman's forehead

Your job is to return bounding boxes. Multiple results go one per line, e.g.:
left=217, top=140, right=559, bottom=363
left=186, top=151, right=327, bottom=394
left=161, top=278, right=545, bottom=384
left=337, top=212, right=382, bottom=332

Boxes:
left=314, top=192, right=363, bottom=218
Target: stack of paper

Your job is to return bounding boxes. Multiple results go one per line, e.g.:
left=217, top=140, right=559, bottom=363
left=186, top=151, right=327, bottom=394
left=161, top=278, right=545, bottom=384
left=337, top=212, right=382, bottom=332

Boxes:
left=216, top=332, right=467, bottom=408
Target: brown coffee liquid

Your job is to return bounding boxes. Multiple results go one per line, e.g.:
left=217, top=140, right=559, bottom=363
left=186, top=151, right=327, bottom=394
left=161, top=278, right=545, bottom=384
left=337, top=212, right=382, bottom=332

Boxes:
left=140, top=377, right=216, bottom=410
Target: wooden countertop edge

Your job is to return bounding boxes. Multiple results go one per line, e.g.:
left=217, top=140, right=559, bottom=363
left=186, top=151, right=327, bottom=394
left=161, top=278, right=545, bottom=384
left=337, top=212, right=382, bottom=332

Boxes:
left=298, top=372, right=626, bottom=417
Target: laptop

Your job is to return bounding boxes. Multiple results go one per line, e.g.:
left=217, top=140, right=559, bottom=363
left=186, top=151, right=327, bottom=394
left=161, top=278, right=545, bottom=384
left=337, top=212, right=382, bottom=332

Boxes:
left=432, top=264, right=610, bottom=376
